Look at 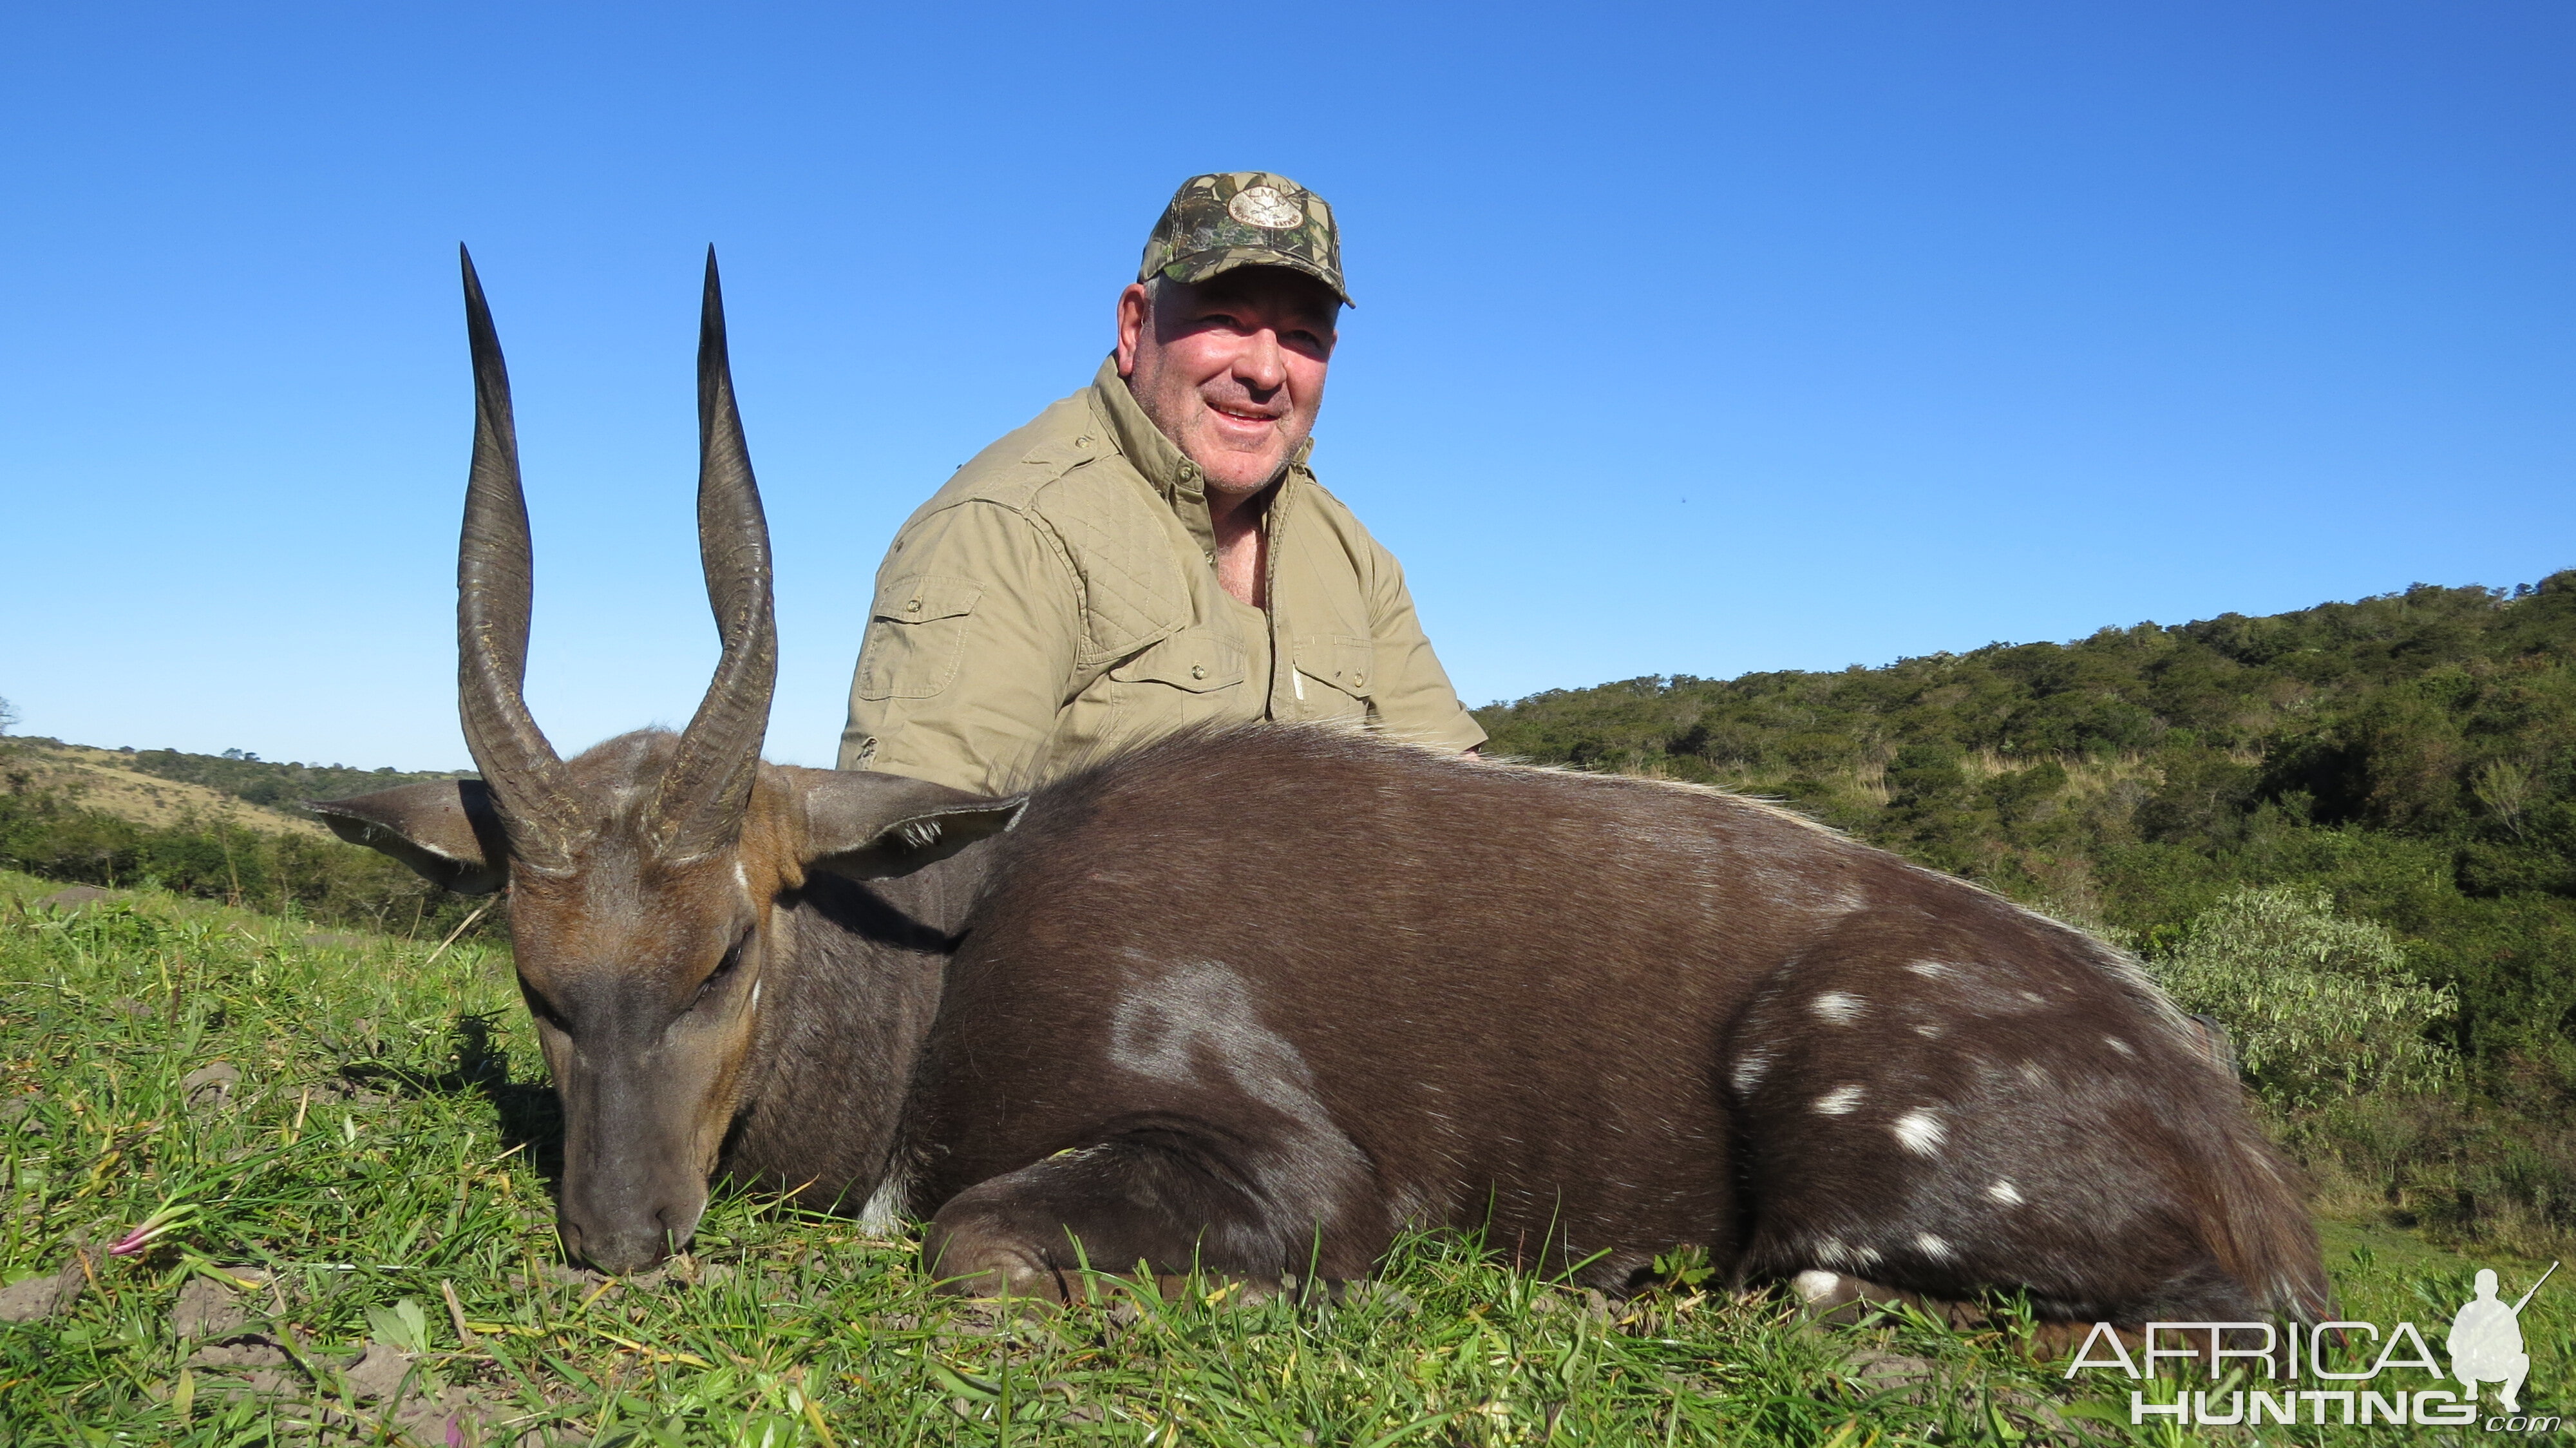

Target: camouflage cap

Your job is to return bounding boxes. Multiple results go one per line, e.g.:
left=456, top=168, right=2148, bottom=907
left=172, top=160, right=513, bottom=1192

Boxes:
left=1137, top=171, right=1352, bottom=307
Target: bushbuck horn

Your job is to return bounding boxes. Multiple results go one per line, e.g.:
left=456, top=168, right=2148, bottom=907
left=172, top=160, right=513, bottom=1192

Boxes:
left=645, top=247, right=777, bottom=864
left=456, top=246, right=586, bottom=873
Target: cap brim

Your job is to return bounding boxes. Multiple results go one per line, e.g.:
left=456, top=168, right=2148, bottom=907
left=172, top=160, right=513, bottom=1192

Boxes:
left=1162, top=250, right=1354, bottom=308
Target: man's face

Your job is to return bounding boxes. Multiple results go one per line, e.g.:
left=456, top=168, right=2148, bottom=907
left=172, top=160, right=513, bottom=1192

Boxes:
left=1116, top=268, right=1340, bottom=498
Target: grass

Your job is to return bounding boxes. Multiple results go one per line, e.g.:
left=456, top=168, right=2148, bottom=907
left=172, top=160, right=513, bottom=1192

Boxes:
left=3, top=869, right=2567, bottom=1445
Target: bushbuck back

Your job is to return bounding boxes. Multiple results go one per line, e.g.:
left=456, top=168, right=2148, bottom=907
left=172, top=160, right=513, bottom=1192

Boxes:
left=319, top=256, right=2331, bottom=1326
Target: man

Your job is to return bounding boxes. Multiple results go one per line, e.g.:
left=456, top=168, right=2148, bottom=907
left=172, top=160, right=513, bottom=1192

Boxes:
left=839, top=171, right=1484, bottom=794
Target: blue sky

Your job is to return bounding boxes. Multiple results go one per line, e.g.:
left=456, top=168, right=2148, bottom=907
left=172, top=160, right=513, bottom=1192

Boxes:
left=5, top=3, right=2569, bottom=770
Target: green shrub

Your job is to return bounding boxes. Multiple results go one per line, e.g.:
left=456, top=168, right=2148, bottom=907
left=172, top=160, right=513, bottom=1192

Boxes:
left=2148, top=886, right=2459, bottom=1109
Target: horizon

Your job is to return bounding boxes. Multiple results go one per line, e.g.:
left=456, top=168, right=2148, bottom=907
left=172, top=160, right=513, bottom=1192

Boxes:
left=5, top=3, right=2570, bottom=770
left=12, top=569, right=2558, bottom=771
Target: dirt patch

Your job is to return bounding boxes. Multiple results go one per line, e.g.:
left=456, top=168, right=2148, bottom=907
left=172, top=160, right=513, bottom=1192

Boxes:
left=171, top=1275, right=254, bottom=1340
left=184, top=1338, right=528, bottom=1446
left=0, top=1261, right=87, bottom=1323
left=182, top=1062, right=243, bottom=1111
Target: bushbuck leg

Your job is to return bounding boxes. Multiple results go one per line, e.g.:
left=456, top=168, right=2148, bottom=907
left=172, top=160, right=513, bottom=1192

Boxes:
left=925, top=1122, right=1383, bottom=1300
left=925, top=1141, right=1269, bottom=1300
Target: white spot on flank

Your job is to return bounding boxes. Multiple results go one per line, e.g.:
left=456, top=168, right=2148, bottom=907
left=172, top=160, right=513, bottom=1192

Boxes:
left=1906, top=961, right=1955, bottom=980
left=2018, top=989, right=2046, bottom=1005
left=1813, top=1239, right=1884, bottom=1268
left=2104, top=1036, right=2135, bottom=1056
left=1892, top=1110, right=1946, bottom=1156
left=1914, top=1233, right=1955, bottom=1261
left=1987, top=1179, right=2024, bottom=1205
left=1108, top=960, right=1368, bottom=1224
left=1913, top=1022, right=1944, bottom=1038
left=1810, top=991, right=1864, bottom=1024
left=2018, top=1061, right=2049, bottom=1087
left=1812, top=1085, right=1864, bottom=1115
left=1731, top=1052, right=1772, bottom=1094
left=1792, top=1270, right=1844, bottom=1304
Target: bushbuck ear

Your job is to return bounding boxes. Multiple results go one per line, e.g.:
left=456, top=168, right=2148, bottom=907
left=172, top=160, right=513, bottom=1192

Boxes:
left=784, top=767, right=1027, bottom=880
left=308, top=780, right=511, bottom=895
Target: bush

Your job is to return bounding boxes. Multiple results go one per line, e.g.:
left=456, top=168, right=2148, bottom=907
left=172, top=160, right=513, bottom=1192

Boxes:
left=2148, top=886, right=2459, bottom=1110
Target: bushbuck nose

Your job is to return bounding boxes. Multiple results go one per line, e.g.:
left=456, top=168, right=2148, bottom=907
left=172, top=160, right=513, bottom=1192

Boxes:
left=554, top=1067, right=707, bottom=1275
left=561, top=1203, right=687, bottom=1275
left=567, top=1218, right=670, bottom=1275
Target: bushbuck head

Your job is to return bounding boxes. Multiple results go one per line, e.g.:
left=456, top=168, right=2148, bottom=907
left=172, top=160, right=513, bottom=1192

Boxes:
left=314, top=249, right=1021, bottom=1273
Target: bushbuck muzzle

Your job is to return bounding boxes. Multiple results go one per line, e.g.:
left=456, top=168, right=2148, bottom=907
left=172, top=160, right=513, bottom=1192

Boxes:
left=550, top=1042, right=721, bottom=1273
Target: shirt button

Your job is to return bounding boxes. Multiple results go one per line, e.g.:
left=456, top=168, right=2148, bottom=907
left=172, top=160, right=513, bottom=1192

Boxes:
left=905, top=599, right=922, bottom=613
left=1354, top=673, right=1366, bottom=686
left=1191, top=663, right=1208, bottom=680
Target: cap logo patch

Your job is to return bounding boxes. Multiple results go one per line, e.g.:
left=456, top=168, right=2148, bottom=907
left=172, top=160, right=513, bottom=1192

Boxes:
left=1227, top=186, right=1304, bottom=231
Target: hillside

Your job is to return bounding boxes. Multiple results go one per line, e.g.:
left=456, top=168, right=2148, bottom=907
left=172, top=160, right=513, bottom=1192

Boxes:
left=10, top=738, right=469, bottom=823
left=1, top=741, right=336, bottom=839
left=0, top=739, right=484, bottom=938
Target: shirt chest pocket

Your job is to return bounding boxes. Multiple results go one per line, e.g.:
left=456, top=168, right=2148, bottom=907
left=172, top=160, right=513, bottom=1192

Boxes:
left=1107, top=627, right=1248, bottom=694
left=1291, top=634, right=1375, bottom=719
left=855, top=575, right=983, bottom=700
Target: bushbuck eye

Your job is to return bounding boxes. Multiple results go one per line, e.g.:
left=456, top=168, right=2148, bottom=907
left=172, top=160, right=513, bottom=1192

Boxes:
left=692, top=928, right=755, bottom=1009
left=519, top=980, right=572, bottom=1034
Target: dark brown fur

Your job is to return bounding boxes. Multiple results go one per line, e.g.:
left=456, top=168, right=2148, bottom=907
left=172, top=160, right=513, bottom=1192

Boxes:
left=882, top=724, right=2329, bottom=1322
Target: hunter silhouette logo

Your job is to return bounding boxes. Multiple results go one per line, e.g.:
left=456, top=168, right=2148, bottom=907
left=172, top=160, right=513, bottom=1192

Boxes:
left=2065, top=1260, right=2557, bottom=1429
left=2451, top=1262, right=2552, bottom=1414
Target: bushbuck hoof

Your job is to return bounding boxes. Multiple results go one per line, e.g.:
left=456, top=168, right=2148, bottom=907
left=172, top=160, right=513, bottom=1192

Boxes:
left=922, top=1221, right=1064, bottom=1301
left=1788, top=1272, right=2014, bottom=1335
left=1790, top=1270, right=1931, bottom=1326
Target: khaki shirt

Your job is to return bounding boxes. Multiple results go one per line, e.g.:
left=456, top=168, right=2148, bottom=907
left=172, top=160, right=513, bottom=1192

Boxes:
left=840, top=358, right=1486, bottom=795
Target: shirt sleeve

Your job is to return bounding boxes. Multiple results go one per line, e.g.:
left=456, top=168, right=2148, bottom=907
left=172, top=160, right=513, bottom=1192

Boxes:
left=1358, top=533, right=1489, bottom=752
left=839, top=500, right=1083, bottom=796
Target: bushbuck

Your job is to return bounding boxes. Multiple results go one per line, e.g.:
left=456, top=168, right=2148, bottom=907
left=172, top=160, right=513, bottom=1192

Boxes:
left=317, top=252, right=2331, bottom=1326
